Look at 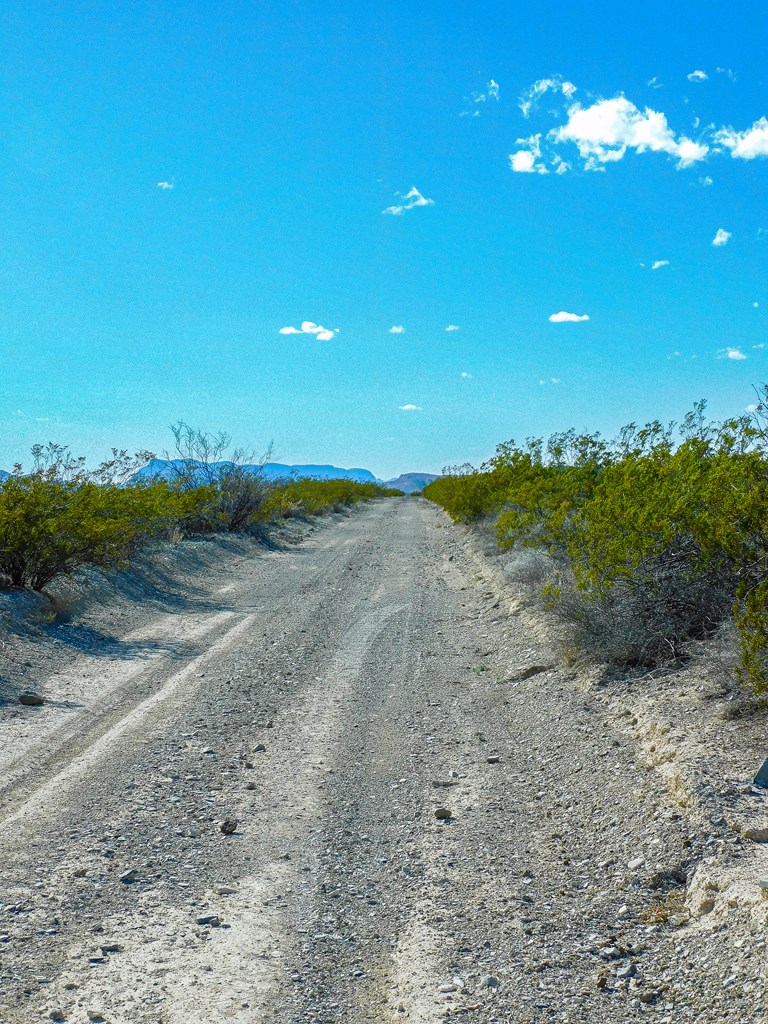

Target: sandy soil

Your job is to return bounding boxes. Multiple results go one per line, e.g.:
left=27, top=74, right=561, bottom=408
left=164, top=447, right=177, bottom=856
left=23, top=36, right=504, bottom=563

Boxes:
left=0, top=499, right=765, bottom=1023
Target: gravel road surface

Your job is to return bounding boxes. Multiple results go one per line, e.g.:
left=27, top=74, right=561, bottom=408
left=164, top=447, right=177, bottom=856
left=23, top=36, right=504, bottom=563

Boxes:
left=0, top=499, right=764, bottom=1022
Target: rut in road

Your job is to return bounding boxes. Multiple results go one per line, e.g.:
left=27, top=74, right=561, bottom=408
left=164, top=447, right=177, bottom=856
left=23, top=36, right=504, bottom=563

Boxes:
left=0, top=499, right=756, bottom=1022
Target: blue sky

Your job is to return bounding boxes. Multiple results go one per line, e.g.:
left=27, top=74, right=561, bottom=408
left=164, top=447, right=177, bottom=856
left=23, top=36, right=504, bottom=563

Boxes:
left=1, top=1, right=767, bottom=478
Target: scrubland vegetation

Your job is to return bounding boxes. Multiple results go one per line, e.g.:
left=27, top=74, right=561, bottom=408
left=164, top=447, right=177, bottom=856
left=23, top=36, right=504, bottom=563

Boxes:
left=425, top=397, right=768, bottom=696
left=0, top=428, right=400, bottom=593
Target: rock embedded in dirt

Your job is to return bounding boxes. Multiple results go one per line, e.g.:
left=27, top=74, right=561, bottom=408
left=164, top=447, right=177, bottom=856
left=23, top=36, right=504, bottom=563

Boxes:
left=196, top=913, right=221, bottom=926
left=486, top=754, right=502, bottom=764
left=754, top=757, right=768, bottom=788
left=18, top=692, right=45, bottom=706
left=506, top=664, right=555, bottom=682
left=99, top=943, right=121, bottom=954
left=118, top=869, right=139, bottom=883
left=48, top=1010, right=66, bottom=1022
left=479, top=975, right=499, bottom=989
left=253, top=743, right=267, bottom=753
left=213, top=884, right=238, bottom=895
left=434, top=807, right=452, bottom=820
left=220, top=819, right=238, bottom=835
left=742, top=824, right=768, bottom=842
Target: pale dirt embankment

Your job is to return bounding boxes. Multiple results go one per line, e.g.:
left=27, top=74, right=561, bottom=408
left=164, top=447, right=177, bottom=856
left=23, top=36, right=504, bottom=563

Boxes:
left=0, top=499, right=765, bottom=1023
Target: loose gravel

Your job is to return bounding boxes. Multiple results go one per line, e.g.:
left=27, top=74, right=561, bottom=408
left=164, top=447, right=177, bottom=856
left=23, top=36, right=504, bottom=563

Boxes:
left=0, top=499, right=765, bottom=1022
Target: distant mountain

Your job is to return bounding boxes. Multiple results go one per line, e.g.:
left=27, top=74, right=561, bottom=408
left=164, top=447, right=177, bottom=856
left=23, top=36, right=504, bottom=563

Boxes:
left=131, top=458, right=378, bottom=485
left=386, top=472, right=439, bottom=494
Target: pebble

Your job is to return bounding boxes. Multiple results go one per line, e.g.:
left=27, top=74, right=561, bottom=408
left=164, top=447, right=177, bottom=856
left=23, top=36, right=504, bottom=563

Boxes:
left=486, top=754, right=502, bottom=764
left=18, top=692, right=45, bottom=706
left=118, top=869, right=139, bottom=884
left=220, top=819, right=238, bottom=835
left=196, top=914, right=221, bottom=927
left=48, top=1011, right=66, bottom=1022
left=213, top=884, right=238, bottom=896
left=480, top=975, right=499, bottom=988
left=434, top=807, right=452, bottom=820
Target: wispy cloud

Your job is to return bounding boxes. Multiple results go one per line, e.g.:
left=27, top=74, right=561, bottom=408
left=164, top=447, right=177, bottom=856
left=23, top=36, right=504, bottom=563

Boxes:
left=712, top=228, right=731, bottom=247
left=518, top=77, right=576, bottom=118
left=382, top=186, right=434, bottom=216
left=461, top=371, right=472, bottom=379
left=549, top=311, right=590, bottom=323
left=687, top=69, right=708, bottom=83
left=399, top=404, right=422, bottom=411
left=389, top=325, right=405, bottom=334
left=699, top=175, right=714, bottom=186
left=647, top=76, right=663, bottom=89
left=716, top=67, right=736, bottom=81
left=461, top=79, right=500, bottom=117
left=651, top=259, right=670, bottom=270
left=156, top=181, right=174, bottom=190
left=538, top=377, right=562, bottom=385
left=279, top=320, right=336, bottom=342
left=717, top=346, right=747, bottom=360
left=715, top=117, right=768, bottom=159
left=445, top=324, right=461, bottom=332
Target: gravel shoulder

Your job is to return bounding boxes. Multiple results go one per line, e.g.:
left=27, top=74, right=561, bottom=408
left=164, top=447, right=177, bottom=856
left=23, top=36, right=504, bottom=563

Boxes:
left=0, top=499, right=765, bottom=1023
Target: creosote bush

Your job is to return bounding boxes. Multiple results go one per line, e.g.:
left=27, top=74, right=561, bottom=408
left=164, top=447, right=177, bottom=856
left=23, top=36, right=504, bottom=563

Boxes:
left=0, top=434, right=400, bottom=593
left=424, top=397, right=768, bottom=696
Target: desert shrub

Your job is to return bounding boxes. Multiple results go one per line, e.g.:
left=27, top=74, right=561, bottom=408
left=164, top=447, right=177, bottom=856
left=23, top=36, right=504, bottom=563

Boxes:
left=263, top=479, right=398, bottom=519
left=426, top=401, right=768, bottom=693
left=0, top=476, right=183, bottom=590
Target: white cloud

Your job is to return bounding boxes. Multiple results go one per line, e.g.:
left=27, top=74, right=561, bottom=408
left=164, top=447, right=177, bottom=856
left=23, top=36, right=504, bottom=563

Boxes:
left=712, top=228, right=731, bottom=247
left=519, top=77, right=577, bottom=118
left=745, top=403, right=760, bottom=412
left=445, top=324, right=461, bottom=332
left=549, top=311, right=590, bottom=323
left=647, top=76, right=663, bottom=89
left=716, top=117, right=768, bottom=159
left=753, top=303, right=760, bottom=309
left=716, top=67, right=736, bottom=81
left=156, top=181, right=174, bottom=190
left=461, top=79, right=500, bottom=116
left=687, top=70, right=708, bottom=82
left=509, top=134, right=548, bottom=174
left=279, top=320, right=336, bottom=341
left=382, top=186, right=435, bottom=216
left=753, top=343, right=765, bottom=349
left=539, top=377, right=562, bottom=385
left=717, top=346, right=747, bottom=360
left=554, top=96, right=709, bottom=169
left=699, top=175, right=714, bottom=186
left=461, top=371, right=472, bottom=378
left=399, top=404, right=422, bottom=411
left=651, top=260, right=670, bottom=270
left=389, top=325, right=405, bottom=334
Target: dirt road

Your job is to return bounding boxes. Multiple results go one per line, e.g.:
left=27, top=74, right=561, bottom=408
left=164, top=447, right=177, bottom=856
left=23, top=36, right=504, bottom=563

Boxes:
left=0, top=499, right=764, bottom=1022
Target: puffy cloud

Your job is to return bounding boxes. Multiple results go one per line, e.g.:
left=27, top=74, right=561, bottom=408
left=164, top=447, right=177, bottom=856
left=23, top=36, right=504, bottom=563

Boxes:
left=554, top=97, right=709, bottom=169
left=712, top=228, right=731, bottom=247
left=519, top=77, right=577, bottom=118
left=156, top=181, right=174, bottom=190
left=717, top=346, right=747, bottom=360
left=509, top=134, right=548, bottom=174
left=461, top=371, right=472, bottom=378
left=549, top=311, right=590, bottom=323
left=399, top=404, right=422, bottom=411
left=382, top=186, right=434, bottom=216
left=279, top=321, right=336, bottom=341
left=445, top=324, right=461, bottom=332
left=651, top=260, right=670, bottom=270
left=687, top=69, right=708, bottom=82
left=389, top=325, right=405, bottom=334
left=716, top=117, right=768, bottom=159
left=699, top=175, right=714, bottom=186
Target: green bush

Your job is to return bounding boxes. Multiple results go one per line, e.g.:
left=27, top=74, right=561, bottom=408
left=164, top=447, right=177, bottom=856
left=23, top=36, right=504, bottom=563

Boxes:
left=425, top=402, right=768, bottom=695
